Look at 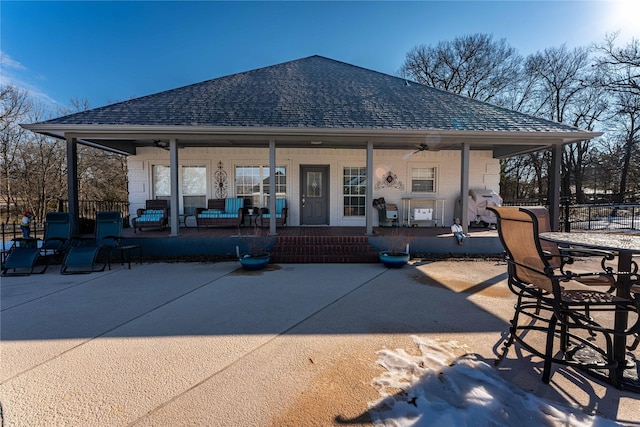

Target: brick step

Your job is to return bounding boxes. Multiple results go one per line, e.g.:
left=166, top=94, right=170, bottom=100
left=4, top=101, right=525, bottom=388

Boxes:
left=270, top=236, right=379, bottom=263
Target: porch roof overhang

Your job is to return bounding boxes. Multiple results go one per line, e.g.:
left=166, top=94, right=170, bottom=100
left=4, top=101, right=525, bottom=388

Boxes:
left=21, top=123, right=601, bottom=159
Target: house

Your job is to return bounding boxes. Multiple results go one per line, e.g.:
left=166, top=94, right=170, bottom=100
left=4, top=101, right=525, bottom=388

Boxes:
left=23, top=55, right=600, bottom=236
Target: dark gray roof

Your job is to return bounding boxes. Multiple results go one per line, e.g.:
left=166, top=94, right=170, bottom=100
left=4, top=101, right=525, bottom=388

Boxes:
left=41, top=55, right=577, bottom=133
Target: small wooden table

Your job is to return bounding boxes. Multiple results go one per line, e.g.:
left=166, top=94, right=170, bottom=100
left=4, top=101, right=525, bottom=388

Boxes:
left=541, top=231, right=640, bottom=391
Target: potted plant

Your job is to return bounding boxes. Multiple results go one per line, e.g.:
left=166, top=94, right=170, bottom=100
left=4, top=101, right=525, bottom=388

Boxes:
left=236, top=225, right=271, bottom=270
left=379, top=230, right=410, bottom=268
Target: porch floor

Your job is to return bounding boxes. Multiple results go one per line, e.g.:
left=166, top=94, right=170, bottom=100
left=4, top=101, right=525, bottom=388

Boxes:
left=122, top=224, right=497, bottom=239
left=117, top=224, right=501, bottom=263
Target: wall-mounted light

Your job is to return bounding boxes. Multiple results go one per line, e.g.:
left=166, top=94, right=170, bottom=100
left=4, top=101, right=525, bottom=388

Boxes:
left=310, top=141, right=322, bottom=145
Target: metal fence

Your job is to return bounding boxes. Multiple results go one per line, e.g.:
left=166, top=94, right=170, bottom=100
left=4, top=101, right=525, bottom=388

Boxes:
left=563, top=204, right=640, bottom=231
left=504, top=200, right=640, bottom=232
left=1, top=200, right=130, bottom=252
left=57, top=199, right=131, bottom=223
left=1, top=222, right=46, bottom=250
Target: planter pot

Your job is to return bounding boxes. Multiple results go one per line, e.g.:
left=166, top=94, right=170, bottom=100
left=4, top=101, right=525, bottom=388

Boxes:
left=239, top=253, right=271, bottom=270
left=379, top=251, right=410, bottom=268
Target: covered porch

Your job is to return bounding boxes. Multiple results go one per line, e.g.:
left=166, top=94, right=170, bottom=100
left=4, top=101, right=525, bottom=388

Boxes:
left=22, top=56, right=600, bottom=244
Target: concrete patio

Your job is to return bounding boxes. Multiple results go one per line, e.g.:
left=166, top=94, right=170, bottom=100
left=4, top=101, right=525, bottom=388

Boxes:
left=1, top=259, right=639, bottom=426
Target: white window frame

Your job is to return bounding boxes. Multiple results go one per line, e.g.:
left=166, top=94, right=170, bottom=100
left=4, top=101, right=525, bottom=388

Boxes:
left=410, top=166, right=438, bottom=193
left=152, top=164, right=207, bottom=214
left=342, top=166, right=367, bottom=217
left=235, top=165, right=287, bottom=208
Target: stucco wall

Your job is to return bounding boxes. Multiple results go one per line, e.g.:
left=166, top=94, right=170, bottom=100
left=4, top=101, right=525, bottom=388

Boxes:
left=127, top=146, right=500, bottom=227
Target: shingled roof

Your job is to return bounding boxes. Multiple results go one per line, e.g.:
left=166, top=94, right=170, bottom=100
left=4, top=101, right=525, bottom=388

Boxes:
left=25, top=55, right=599, bottom=156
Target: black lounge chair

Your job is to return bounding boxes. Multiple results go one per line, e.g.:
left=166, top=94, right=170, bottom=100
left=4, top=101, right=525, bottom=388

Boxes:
left=61, top=211, right=122, bottom=274
left=41, top=212, right=72, bottom=262
left=2, top=240, right=47, bottom=276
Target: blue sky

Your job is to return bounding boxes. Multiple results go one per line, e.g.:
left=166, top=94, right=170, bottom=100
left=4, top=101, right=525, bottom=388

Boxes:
left=2, top=1, right=638, bottom=114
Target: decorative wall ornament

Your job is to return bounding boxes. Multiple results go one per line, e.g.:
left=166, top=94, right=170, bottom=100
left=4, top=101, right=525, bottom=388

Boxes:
left=375, top=171, right=405, bottom=190
left=214, top=161, right=228, bottom=199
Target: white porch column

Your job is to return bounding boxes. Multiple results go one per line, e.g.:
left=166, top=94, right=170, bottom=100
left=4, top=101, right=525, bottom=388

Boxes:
left=460, top=142, right=470, bottom=233
left=268, top=140, right=277, bottom=236
left=365, top=141, right=374, bottom=235
left=169, top=138, right=180, bottom=236
left=65, top=136, right=80, bottom=235
left=549, top=143, right=562, bottom=231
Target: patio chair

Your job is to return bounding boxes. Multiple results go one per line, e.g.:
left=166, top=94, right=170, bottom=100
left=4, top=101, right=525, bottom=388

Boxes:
left=489, top=206, right=640, bottom=386
left=132, top=199, right=168, bottom=233
left=259, top=198, right=287, bottom=227
left=61, top=211, right=122, bottom=274
left=40, top=212, right=72, bottom=262
left=2, top=239, right=47, bottom=276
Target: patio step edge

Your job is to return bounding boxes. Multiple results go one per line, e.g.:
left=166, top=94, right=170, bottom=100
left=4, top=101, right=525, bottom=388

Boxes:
left=270, top=235, right=379, bottom=263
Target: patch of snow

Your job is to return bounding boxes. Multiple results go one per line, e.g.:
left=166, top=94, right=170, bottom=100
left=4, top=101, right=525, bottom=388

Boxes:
left=369, top=336, right=620, bottom=427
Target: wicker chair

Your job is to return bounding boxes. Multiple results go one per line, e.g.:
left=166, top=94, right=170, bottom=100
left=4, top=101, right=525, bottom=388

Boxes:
left=132, top=200, right=168, bottom=233
left=259, top=198, right=288, bottom=228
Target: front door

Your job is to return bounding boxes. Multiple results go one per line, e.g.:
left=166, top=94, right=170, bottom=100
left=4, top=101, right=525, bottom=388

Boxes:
left=300, top=165, right=329, bottom=225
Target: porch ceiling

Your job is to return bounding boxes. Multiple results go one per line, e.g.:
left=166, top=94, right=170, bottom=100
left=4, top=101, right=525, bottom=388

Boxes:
left=22, top=124, right=599, bottom=159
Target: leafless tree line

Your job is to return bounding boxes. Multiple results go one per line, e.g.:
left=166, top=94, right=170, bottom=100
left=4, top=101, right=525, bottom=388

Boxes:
left=400, top=33, right=640, bottom=204
left=0, top=88, right=128, bottom=223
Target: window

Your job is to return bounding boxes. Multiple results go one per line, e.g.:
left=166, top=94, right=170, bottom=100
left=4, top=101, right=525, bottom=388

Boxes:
left=182, top=166, right=206, bottom=215
left=411, top=167, right=436, bottom=193
left=343, top=167, right=367, bottom=216
left=235, top=166, right=286, bottom=208
left=153, top=165, right=170, bottom=198
left=152, top=165, right=206, bottom=214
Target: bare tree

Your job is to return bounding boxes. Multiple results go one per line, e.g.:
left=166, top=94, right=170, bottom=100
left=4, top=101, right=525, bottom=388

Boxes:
left=1, top=85, right=34, bottom=222
left=594, top=33, right=640, bottom=96
left=59, top=98, right=129, bottom=205
left=522, top=45, right=597, bottom=202
left=565, top=83, right=609, bottom=202
left=1, top=86, right=129, bottom=224
left=594, top=35, right=640, bottom=202
left=399, top=33, right=523, bottom=104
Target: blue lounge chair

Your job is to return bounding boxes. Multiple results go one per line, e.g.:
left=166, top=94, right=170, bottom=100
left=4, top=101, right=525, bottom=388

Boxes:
left=2, top=239, right=47, bottom=276
left=61, top=211, right=122, bottom=274
left=41, top=212, right=72, bottom=261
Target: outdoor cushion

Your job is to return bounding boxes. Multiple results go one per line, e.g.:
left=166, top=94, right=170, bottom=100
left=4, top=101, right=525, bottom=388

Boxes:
left=262, top=199, right=286, bottom=218
left=198, top=211, right=238, bottom=219
left=225, top=198, right=244, bottom=214
left=136, top=209, right=165, bottom=221
left=136, top=214, right=164, bottom=222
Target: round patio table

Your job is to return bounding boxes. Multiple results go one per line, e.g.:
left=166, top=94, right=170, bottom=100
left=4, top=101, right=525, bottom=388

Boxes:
left=540, top=231, right=640, bottom=392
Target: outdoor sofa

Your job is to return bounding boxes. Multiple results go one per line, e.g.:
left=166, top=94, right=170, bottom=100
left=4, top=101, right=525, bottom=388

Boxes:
left=195, top=198, right=245, bottom=228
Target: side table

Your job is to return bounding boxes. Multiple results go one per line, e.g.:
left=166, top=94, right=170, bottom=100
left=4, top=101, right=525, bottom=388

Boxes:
left=109, top=245, right=142, bottom=270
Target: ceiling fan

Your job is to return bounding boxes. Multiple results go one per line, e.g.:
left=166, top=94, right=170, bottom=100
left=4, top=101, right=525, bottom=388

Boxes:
left=402, top=143, right=430, bottom=160
left=402, top=132, right=447, bottom=159
left=153, top=140, right=185, bottom=150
